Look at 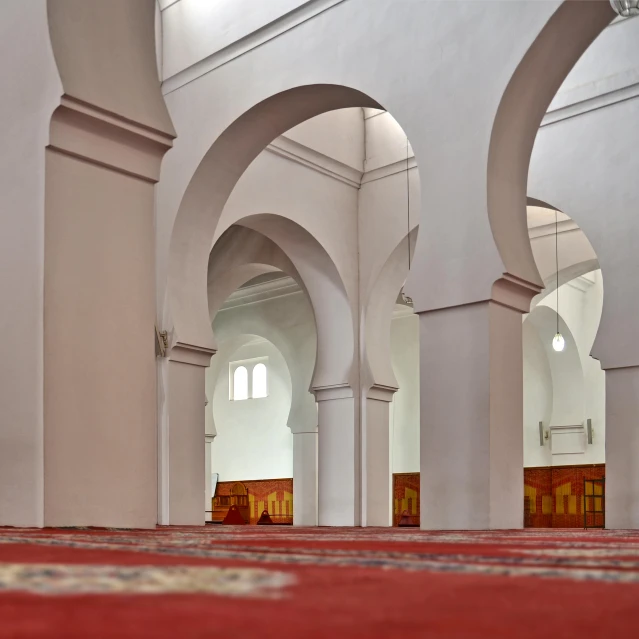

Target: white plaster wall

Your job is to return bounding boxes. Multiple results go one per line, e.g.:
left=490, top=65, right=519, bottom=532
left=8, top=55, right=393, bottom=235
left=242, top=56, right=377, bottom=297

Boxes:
left=0, top=0, right=62, bottom=526
left=537, top=270, right=605, bottom=464
left=286, top=108, right=365, bottom=171
left=364, top=110, right=413, bottom=173
left=389, top=312, right=420, bottom=474
left=160, top=0, right=311, bottom=80
left=209, top=338, right=294, bottom=481
left=522, top=320, right=553, bottom=467
left=212, top=287, right=318, bottom=433
left=358, top=163, right=420, bottom=300
left=217, top=150, right=359, bottom=319
left=549, top=15, right=639, bottom=110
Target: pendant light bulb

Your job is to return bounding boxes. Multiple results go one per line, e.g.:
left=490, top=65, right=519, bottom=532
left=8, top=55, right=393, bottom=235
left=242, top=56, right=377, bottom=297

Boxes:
left=552, top=332, right=565, bottom=352
left=551, top=209, right=565, bottom=353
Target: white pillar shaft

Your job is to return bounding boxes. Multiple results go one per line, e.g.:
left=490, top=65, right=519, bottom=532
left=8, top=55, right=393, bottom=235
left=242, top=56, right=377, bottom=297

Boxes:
left=419, top=301, right=524, bottom=530
left=317, top=394, right=358, bottom=526
left=204, top=438, right=213, bottom=522
left=166, top=357, right=207, bottom=525
left=292, top=432, right=318, bottom=526
left=605, top=366, right=639, bottom=529
left=363, top=396, right=392, bottom=527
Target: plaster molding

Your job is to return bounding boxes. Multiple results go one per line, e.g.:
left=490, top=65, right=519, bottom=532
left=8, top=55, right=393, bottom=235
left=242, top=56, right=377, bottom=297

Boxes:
left=543, top=76, right=639, bottom=128
left=159, top=0, right=181, bottom=10
left=48, top=96, right=174, bottom=183
left=363, top=108, right=386, bottom=120
left=491, top=274, right=543, bottom=314
left=312, top=383, right=353, bottom=402
left=566, top=274, right=596, bottom=293
left=366, top=383, right=398, bottom=402
left=267, top=135, right=363, bottom=188
left=360, top=156, right=417, bottom=186
left=392, top=304, right=415, bottom=320
left=265, top=135, right=418, bottom=190
left=528, top=219, right=579, bottom=240
left=218, top=276, right=303, bottom=311
left=289, top=424, right=319, bottom=435
left=168, top=342, right=216, bottom=367
left=162, top=0, right=348, bottom=94
left=204, top=434, right=216, bottom=443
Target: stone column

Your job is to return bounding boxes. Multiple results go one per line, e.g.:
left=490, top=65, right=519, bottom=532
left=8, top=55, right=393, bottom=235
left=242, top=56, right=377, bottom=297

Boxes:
left=159, top=343, right=215, bottom=526
left=291, top=430, right=318, bottom=526
left=362, top=385, right=396, bottom=527
left=43, top=99, right=173, bottom=529
left=314, top=385, right=359, bottom=526
left=204, top=433, right=215, bottom=522
left=417, top=279, right=537, bottom=530
left=604, top=366, right=639, bottom=529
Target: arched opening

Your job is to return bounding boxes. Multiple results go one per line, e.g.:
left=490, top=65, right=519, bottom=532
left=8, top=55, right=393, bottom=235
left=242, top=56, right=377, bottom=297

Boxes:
left=166, top=86, right=421, bottom=527
left=362, top=228, right=421, bottom=527
left=205, top=221, right=321, bottom=525
left=523, top=204, right=605, bottom=528
left=487, top=2, right=614, bottom=288
left=167, top=85, right=383, bottom=352
left=206, top=330, right=295, bottom=525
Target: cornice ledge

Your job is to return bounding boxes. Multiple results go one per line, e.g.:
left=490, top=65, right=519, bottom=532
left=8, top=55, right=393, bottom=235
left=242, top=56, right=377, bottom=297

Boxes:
left=266, top=135, right=363, bottom=188
left=161, top=0, right=348, bottom=95
left=168, top=341, right=216, bottom=367
left=366, top=383, right=398, bottom=402
left=361, top=155, right=417, bottom=185
left=542, top=78, right=639, bottom=128
left=312, top=383, right=353, bottom=402
left=492, top=274, right=543, bottom=314
left=528, top=219, right=579, bottom=240
left=48, top=95, right=174, bottom=183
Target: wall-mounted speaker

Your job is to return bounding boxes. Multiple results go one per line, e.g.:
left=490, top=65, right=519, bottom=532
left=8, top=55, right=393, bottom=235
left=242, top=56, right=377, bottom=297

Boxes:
left=587, top=418, right=593, bottom=445
left=539, top=421, right=544, bottom=447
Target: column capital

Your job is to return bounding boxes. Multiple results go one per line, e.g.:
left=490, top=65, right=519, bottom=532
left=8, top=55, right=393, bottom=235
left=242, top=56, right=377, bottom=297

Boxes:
left=413, top=273, right=542, bottom=316
left=312, top=383, right=353, bottom=402
left=492, top=274, right=543, bottom=314
left=49, top=96, right=174, bottom=184
left=366, top=383, right=398, bottom=402
left=168, top=342, right=216, bottom=367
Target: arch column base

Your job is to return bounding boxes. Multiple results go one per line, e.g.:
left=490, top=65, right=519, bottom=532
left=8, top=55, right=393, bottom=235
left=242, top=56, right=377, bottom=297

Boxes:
left=291, top=430, right=318, bottom=526
left=313, top=384, right=358, bottom=526
left=417, top=298, right=530, bottom=530
left=604, top=366, right=639, bottom=529
left=362, top=385, right=397, bottom=527
left=160, top=343, right=215, bottom=526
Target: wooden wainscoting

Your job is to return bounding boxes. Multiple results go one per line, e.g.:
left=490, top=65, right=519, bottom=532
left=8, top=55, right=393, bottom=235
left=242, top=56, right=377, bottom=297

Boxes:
left=392, top=465, right=606, bottom=528
left=214, top=478, right=293, bottom=525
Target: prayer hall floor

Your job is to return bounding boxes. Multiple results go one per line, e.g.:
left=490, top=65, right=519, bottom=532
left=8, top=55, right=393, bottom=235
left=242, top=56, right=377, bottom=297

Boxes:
left=1, top=526, right=639, bottom=638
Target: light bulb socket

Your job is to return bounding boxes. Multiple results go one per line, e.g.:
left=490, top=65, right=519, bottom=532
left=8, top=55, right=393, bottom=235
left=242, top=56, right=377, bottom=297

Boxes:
left=610, top=0, right=639, bottom=17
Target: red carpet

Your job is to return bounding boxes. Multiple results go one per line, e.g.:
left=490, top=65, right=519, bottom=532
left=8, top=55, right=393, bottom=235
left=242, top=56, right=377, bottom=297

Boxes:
left=2, top=526, right=639, bottom=638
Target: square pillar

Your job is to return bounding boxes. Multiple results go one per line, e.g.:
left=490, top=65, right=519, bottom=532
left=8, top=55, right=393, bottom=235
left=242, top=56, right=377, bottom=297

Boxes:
left=418, top=301, right=524, bottom=530
left=605, top=365, right=639, bottom=529
left=315, top=385, right=359, bottom=526
left=204, top=434, right=214, bottom=522
left=362, top=385, right=396, bottom=527
left=292, top=431, right=318, bottom=526
left=160, top=343, right=214, bottom=525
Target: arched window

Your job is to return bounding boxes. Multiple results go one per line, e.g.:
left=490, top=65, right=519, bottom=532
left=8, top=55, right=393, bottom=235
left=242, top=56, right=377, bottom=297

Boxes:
left=233, top=366, right=248, bottom=401
left=252, top=363, right=267, bottom=398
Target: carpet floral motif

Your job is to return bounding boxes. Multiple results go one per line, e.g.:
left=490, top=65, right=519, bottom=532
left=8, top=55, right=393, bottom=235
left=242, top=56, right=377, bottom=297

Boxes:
left=0, top=563, right=294, bottom=597
left=3, top=527, right=639, bottom=585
